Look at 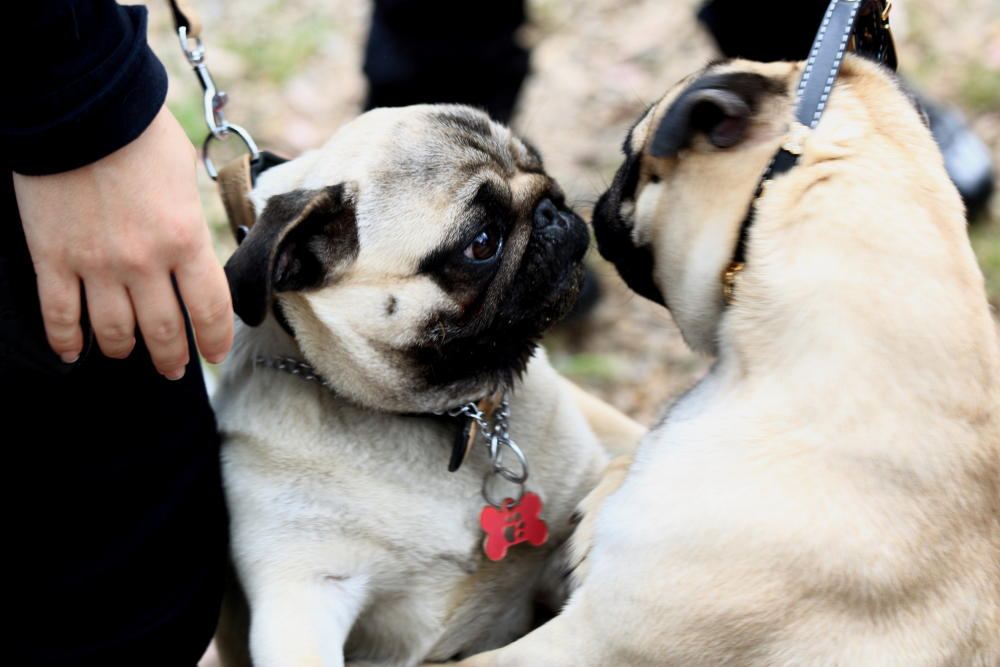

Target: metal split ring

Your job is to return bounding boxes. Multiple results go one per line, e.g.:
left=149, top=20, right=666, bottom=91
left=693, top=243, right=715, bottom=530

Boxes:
left=203, top=124, right=259, bottom=180
left=481, top=471, right=525, bottom=509
left=489, top=434, right=528, bottom=484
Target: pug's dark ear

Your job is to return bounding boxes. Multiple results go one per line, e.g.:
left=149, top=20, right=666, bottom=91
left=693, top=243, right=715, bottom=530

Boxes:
left=224, top=184, right=359, bottom=326
left=650, top=72, right=782, bottom=157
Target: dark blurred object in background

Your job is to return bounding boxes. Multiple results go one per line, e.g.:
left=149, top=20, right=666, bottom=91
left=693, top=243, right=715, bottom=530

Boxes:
left=698, top=0, right=830, bottom=62
left=364, top=0, right=529, bottom=123
left=920, top=97, right=996, bottom=220
left=698, top=0, right=994, bottom=219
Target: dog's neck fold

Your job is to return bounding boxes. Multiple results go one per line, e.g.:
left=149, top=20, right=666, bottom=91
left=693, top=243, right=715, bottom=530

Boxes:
left=711, top=76, right=998, bottom=427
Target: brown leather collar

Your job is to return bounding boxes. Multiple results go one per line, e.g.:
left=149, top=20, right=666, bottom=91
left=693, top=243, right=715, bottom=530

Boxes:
left=217, top=151, right=290, bottom=242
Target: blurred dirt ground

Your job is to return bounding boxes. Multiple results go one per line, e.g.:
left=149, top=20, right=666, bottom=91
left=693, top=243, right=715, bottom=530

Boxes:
left=138, top=0, right=999, bottom=429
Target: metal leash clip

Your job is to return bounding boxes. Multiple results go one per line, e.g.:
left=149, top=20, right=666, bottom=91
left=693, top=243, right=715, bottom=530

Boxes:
left=176, top=24, right=259, bottom=180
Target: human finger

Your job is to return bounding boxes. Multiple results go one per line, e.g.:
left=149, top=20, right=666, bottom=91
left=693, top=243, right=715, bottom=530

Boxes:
left=129, top=274, right=189, bottom=380
left=173, top=240, right=233, bottom=365
left=34, top=265, right=84, bottom=363
left=84, top=279, right=137, bottom=360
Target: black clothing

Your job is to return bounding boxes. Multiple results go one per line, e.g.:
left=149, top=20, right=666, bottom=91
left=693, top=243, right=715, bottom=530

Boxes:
left=364, top=0, right=529, bottom=123
left=2, top=3, right=168, bottom=175
left=698, top=0, right=832, bottom=63
left=2, top=4, right=226, bottom=666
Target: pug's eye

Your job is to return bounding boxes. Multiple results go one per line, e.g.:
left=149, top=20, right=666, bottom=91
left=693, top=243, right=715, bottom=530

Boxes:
left=464, top=227, right=502, bottom=261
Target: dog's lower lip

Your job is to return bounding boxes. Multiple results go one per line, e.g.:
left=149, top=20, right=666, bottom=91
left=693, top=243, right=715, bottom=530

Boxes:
left=542, top=264, right=586, bottom=316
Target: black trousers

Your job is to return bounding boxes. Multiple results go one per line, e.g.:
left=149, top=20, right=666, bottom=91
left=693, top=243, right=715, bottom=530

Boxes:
left=3, top=174, right=227, bottom=666
left=362, top=0, right=834, bottom=126
left=364, top=0, right=529, bottom=123
left=697, top=0, right=833, bottom=62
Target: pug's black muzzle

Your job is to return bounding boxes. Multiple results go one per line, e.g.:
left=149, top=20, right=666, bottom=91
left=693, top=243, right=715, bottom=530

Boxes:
left=414, top=196, right=591, bottom=393
left=592, top=185, right=665, bottom=307
left=515, top=197, right=590, bottom=324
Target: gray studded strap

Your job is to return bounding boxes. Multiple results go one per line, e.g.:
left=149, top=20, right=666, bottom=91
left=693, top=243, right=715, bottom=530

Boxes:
left=769, top=0, right=864, bottom=177
left=728, top=0, right=895, bottom=290
left=794, top=0, right=862, bottom=130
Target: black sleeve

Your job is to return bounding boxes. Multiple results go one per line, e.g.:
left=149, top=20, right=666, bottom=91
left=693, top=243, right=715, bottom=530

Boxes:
left=1, top=1, right=168, bottom=175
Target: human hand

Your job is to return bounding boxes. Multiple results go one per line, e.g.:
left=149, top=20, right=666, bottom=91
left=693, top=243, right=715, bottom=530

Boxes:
left=13, top=106, right=233, bottom=379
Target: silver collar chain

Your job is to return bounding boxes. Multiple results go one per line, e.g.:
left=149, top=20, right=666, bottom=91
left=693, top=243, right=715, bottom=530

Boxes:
left=255, top=356, right=329, bottom=386
left=255, top=355, right=529, bottom=508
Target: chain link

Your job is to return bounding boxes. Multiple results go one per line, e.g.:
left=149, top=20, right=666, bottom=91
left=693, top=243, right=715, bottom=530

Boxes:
left=446, top=402, right=488, bottom=430
left=255, top=356, right=329, bottom=387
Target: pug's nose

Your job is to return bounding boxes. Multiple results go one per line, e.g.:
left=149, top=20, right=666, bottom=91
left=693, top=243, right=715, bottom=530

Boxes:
left=534, top=198, right=561, bottom=228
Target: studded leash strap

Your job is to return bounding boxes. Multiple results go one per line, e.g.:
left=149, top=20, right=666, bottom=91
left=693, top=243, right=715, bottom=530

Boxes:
left=723, top=0, right=897, bottom=303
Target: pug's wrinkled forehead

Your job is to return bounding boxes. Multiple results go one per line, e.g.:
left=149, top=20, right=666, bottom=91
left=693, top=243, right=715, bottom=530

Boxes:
left=229, top=104, right=589, bottom=411
left=253, top=105, right=554, bottom=274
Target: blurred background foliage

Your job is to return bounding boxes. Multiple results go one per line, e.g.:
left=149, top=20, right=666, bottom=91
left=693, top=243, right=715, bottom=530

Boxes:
left=139, top=0, right=998, bottom=423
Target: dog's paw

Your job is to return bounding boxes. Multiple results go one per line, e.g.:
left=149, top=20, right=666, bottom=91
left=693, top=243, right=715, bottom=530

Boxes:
left=561, top=454, right=634, bottom=592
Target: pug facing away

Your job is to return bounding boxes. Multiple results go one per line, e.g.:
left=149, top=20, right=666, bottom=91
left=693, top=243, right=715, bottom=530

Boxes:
left=432, top=56, right=1000, bottom=667
left=212, top=105, right=644, bottom=667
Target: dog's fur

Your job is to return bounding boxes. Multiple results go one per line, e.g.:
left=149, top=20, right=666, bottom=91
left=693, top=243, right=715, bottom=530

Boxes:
left=438, top=56, right=1000, bottom=666
left=211, top=105, right=644, bottom=667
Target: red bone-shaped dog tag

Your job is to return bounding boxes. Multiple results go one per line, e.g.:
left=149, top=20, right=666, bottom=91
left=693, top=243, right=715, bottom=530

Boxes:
left=479, top=492, right=548, bottom=561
